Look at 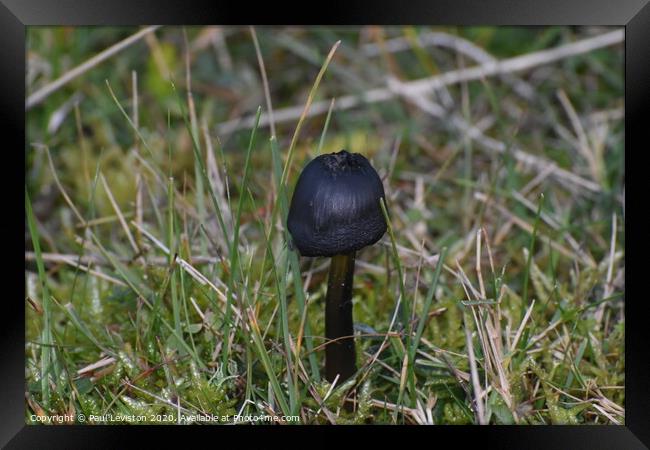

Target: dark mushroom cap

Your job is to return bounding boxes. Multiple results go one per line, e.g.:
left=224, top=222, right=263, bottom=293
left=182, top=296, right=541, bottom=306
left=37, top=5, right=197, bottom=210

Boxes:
left=287, top=150, right=387, bottom=257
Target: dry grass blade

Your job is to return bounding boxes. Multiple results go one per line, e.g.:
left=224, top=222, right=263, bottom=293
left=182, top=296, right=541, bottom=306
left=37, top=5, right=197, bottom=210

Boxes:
left=389, top=78, right=601, bottom=194
left=456, top=229, right=521, bottom=423
left=131, top=221, right=238, bottom=318
left=556, top=89, right=599, bottom=180
left=464, top=315, right=487, bottom=425
left=250, top=27, right=276, bottom=137
left=280, top=39, right=341, bottom=188
left=77, top=356, right=116, bottom=375
left=39, top=144, right=86, bottom=224
left=217, top=30, right=622, bottom=137
left=25, top=251, right=127, bottom=287
left=99, top=173, right=140, bottom=255
left=475, top=192, right=596, bottom=266
left=368, top=398, right=425, bottom=425
left=27, top=26, right=161, bottom=110
left=510, top=300, right=536, bottom=353
left=364, top=30, right=535, bottom=100
left=25, top=251, right=217, bottom=267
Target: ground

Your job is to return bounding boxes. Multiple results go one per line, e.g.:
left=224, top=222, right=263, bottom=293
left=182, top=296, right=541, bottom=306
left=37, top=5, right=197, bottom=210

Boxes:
left=25, top=26, right=624, bottom=425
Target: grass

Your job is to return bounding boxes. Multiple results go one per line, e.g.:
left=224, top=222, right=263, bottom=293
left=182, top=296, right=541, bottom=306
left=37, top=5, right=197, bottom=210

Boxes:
left=25, top=26, right=624, bottom=425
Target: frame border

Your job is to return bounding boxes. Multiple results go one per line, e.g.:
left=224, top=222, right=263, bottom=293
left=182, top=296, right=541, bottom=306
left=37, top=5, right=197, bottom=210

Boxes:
left=7, top=1, right=648, bottom=447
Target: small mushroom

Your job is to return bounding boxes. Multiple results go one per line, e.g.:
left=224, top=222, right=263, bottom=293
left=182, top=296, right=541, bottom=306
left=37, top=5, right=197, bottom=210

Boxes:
left=288, top=149, right=387, bottom=383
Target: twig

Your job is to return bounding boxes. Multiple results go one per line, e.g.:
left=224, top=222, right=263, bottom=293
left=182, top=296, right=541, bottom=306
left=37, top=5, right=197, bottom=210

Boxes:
left=216, top=30, right=622, bottom=137
left=363, top=30, right=535, bottom=100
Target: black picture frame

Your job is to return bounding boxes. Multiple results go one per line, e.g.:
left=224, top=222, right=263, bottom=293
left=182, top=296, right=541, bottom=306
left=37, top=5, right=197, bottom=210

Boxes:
left=6, top=0, right=648, bottom=447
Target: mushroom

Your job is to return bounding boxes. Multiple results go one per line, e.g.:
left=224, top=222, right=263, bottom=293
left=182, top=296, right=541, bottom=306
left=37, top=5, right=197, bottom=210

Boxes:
left=287, top=149, right=387, bottom=383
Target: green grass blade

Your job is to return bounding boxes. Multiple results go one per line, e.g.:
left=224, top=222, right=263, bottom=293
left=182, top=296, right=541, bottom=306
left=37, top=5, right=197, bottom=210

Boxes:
left=248, top=311, right=292, bottom=416
left=410, top=246, right=448, bottom=360
left=220, top=106, right=262, bottom=366
left=26, top=187, right=53, bottom=408
left=316, top=98, right=335, bottom=155
left=380, top=198, right=409, bottom=327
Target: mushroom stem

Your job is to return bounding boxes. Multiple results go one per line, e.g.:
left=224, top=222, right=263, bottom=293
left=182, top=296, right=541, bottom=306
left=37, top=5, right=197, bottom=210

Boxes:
left=325, top=251, right=357, bottom=384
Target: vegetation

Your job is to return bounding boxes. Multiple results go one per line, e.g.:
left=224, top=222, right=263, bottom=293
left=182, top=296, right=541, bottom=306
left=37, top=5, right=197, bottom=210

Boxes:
left=25, top=26, right=624, bottom=424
